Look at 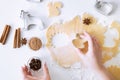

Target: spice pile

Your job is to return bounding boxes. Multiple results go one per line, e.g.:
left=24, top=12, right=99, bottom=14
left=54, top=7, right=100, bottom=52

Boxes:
left=29, top=58, right=42, bottom=71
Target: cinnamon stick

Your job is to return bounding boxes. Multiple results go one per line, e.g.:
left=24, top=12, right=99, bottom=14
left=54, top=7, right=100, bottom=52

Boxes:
left=13, top=29, right=17, bottom=48
left=2, top=25, right=11, bottom=45
left=17, top=28, right=21, bottom=48
left=0, top=25, right=8, bottom=43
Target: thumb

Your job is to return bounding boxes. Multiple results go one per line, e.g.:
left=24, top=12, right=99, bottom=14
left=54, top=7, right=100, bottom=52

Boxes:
left=22, top=66, right=27, bottom=78
left=26, top=75, right=37, bottom=80
left=43, top=63, right=49, bottom=76
left=43, top=63, right=51, bottom=80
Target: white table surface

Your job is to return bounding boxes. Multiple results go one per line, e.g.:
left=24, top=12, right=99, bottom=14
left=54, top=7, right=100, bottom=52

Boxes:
left=0, top=0, right=120, bottom=80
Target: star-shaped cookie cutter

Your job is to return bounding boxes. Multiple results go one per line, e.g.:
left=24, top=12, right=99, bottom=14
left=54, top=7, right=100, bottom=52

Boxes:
left=20, top=10, right=44, bottom=31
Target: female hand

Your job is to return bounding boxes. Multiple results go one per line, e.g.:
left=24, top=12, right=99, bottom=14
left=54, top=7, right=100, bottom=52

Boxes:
left=78, top=31, right=102, bottom=70
left=22, top=63, right=51, bottom=80
left=78, top=31, right=114, bottom=80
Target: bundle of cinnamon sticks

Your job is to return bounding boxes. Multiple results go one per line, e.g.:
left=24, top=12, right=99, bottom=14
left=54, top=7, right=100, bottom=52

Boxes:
left=0, top=25, right=11, bottom=45
left=13, top=28, right=21, bottom=48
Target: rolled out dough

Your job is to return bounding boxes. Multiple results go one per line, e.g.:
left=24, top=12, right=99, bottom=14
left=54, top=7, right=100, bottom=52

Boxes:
left=46, top=13, right=120, bottom=73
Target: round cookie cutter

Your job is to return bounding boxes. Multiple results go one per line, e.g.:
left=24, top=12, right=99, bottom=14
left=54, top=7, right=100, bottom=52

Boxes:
left=95, top=0, right=114, bottom=15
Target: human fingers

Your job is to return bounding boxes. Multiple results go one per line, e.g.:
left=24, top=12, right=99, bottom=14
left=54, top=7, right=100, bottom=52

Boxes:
left=92, top=37, right=102, bottom=59
left=39, top=76, right=44, bottom=79
left=43, top=63, right=49, bottom=76
left=82, top=31, right=93, bottom=52
left=43, top=63, right=51, bottom=80
left=92, top=38, right=100, bottom=58
left=24, top=65, right=32, bottom=75
left=92, top=37, right=101, bottom=51
left=92, top=37, right=98, bottom=48
left=22, top=66, right=27, bottom=78
left=80, top=34, right=86, bottom=39
left=26, top=75, right=37, bottom=80
left=24, top=65, right=28, bottom=73
left=84, top=32, right=93, bottom=47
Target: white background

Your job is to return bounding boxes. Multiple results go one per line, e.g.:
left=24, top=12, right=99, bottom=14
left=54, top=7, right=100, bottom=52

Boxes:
left=0, top=0, right=120, bottom=80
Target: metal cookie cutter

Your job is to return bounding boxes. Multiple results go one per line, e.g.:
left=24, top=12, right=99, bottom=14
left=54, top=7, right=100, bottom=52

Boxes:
left=95, top=0, right=113, bottom=15
left=20, top=10, right=44, bottom=31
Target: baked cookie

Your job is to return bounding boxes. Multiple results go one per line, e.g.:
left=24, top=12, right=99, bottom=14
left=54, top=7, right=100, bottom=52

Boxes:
left=29, top=37, right=42, bottom=51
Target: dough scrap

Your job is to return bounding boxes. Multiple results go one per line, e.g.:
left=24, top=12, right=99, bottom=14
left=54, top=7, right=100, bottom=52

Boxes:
left=102, top=21, right=120, bottom=63
left=48, top=2, right=63, bottom=17
left=111, top=21, right=120, bottom=38
left=107, top=66, right=120, bottom=80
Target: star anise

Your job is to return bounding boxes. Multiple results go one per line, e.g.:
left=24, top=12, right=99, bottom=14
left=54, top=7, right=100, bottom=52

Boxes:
left=21, top=38, right=27, bottom=45
left=83, top=18, right=91, bottom=25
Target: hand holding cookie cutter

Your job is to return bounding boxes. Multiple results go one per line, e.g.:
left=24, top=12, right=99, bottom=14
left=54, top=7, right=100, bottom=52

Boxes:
left=20, top=10, right=44, bottom=31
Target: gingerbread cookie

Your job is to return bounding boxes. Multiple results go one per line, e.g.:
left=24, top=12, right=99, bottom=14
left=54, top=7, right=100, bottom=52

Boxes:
left=29, top=37, right=42, bottom=51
